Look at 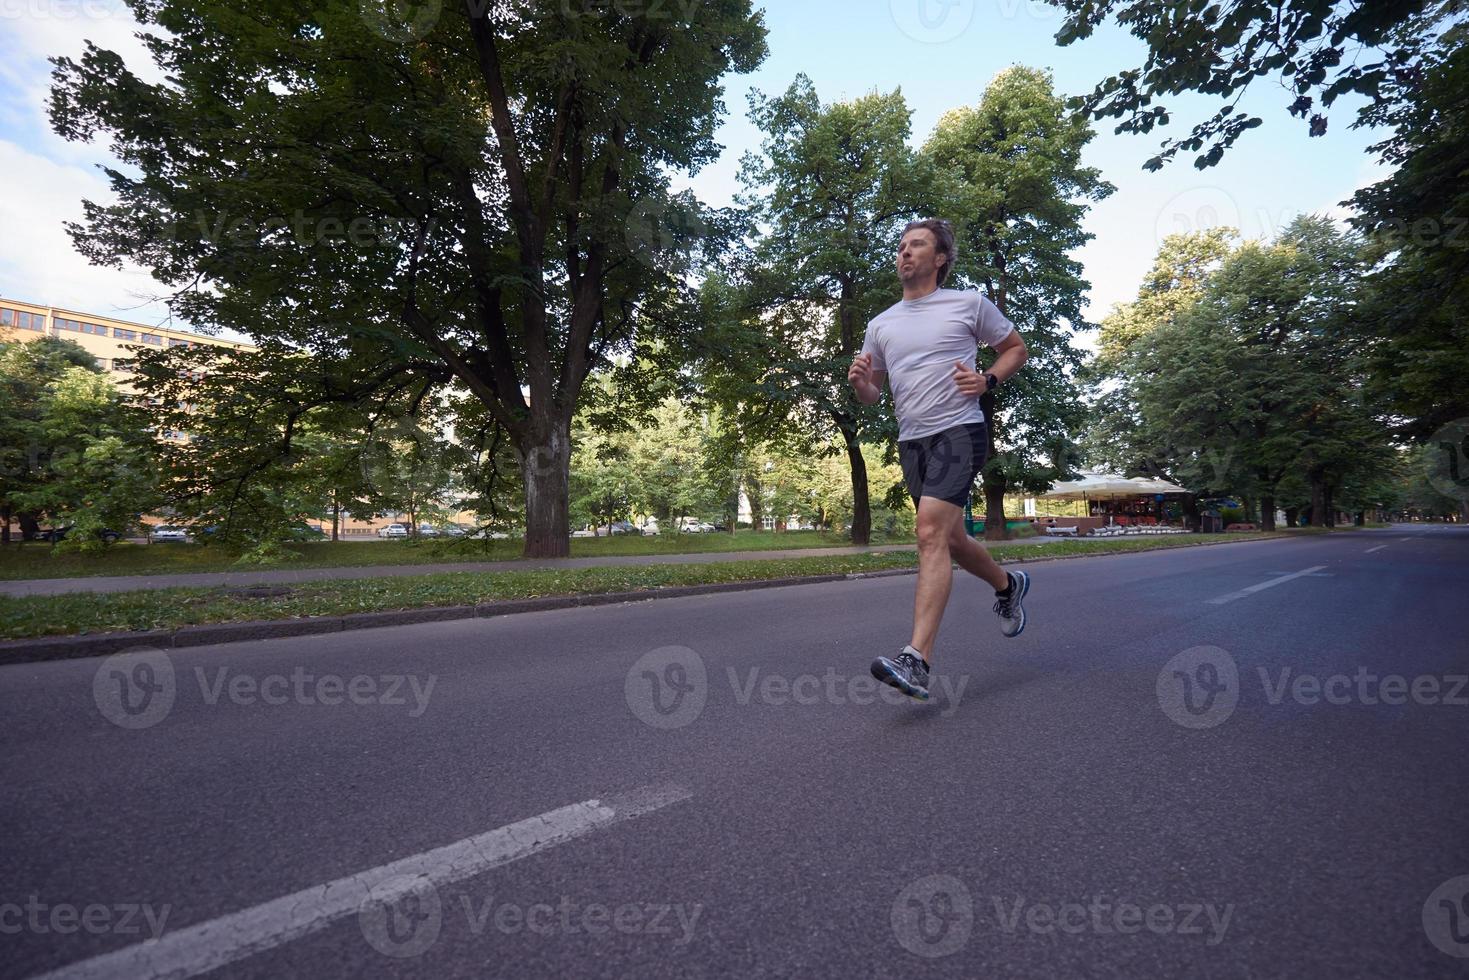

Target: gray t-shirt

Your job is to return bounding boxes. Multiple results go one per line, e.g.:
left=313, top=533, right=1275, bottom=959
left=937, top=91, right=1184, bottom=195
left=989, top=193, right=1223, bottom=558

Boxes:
left=860, top=288, right=1016, bottom=441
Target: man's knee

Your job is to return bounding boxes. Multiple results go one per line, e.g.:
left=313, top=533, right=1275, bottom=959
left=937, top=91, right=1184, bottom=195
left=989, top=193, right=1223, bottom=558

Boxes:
left=916, top=507, right=957, bottom=552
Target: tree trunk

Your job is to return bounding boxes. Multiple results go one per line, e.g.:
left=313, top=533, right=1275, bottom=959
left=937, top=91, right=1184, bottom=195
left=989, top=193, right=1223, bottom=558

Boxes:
left=522, top=421, right=572, bottom=558
left=841, top=425, right=871, bottom=546
left=1324, top=485, right=1336, bottom=527
left=983, top=470, right=1008, bottom=541
left=331, top=497, right=340, bottom=542
left=1182, top=495, right=1200, bottom=531
left=1259, top=494, right=1276, bottom=531
left=1, top=506, right=9, bottom=545
left=1308, top=470, right=1327, bottom=527
left=1355, top=510, right=1365, bottom=526
left=1285, top=507, right=1299, bottom=528
left=745, top=474, right=764, bottom=531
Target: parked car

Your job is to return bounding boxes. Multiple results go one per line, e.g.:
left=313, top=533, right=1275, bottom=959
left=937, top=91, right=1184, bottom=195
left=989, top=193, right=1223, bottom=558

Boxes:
left=377, top=523, right=409, bottom=539
left=417, top=524, right=441, bottom=538
left=38, top=526, right=124, bottom=544
left=571, top=526, right=597, bottom=538
left=609, top=520, right=647, bottom=536
left=283, top=522, right=327, bottom=541
left=440, top=524, right=468, bottom=538
left=678, top=518, right=715, bottom=533
left=151, top=526, right=189, bottom=542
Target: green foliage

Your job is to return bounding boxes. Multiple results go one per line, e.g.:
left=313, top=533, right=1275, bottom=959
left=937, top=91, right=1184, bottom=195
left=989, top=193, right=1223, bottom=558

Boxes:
left=49, top=0, right=768, bottom=556
left=0, top=338, right=158, bottom=548
left=1044, top=0, right=1457, bottom=169
left=922, top=66, right=1113, bottom=522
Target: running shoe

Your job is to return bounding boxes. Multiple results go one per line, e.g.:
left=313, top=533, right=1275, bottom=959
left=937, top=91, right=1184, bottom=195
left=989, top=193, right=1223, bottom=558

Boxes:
left=994, top=570, right=1030, bottom=637
left=871, top=647, right=931, bottom=701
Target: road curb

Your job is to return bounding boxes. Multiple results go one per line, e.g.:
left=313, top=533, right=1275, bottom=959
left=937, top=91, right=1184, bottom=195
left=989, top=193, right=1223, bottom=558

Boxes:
left=0, top=534, right=1292, bottom=666
left=0, top=574, right=852, bottom=666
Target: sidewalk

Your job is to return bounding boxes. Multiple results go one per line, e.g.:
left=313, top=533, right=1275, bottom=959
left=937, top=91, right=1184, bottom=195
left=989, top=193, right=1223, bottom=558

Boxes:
left=2, top=542, right=992, bottom=597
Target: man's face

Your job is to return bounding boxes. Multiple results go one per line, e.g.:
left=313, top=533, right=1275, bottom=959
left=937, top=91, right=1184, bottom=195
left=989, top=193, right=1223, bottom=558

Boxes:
left=897, top=229, right=944, bottom=287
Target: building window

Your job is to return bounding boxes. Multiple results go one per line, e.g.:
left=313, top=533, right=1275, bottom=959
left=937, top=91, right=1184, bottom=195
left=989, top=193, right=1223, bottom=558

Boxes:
left=0, top=309, right=12, bottom=326
left=113, top=359, right=136, bottom=373
left=114, top=328, right=136, bottom=341
left=17, top=311, right=44, bottom=331
left=168, top=337, right=190, bottom=348
left=82, top=322, right=107, bottom=335
left=140, top=334, right=163, bottom=345
left=55, top=318, right=80, bottom=332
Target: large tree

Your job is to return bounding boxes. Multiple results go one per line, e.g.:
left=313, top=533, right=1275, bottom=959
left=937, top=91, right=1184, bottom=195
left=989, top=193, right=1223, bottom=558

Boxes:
left=712, top=77, right=932, bottom=545
left=1042, top=0, right=1458, bottom=169
left=50, top=0, right=766, bottom=557
left=923, top=66, right=1113, bottom=539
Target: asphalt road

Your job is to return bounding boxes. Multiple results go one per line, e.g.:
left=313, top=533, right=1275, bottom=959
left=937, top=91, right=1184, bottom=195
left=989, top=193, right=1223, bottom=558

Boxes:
left=2, top=525, right=1466, bottom=979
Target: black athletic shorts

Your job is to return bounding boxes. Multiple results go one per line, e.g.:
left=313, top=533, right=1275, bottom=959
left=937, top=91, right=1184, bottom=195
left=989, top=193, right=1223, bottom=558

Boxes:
left=898, top=422, right=989, bottom=509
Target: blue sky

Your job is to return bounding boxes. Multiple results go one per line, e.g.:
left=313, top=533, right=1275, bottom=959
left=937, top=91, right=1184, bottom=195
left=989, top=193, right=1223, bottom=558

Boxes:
left=0, top=0, right=1387, bottom=344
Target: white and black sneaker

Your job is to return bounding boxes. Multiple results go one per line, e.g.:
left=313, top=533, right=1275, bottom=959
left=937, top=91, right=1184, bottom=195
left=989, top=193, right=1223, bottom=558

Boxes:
left=871, top=646, right=931, bottom=701
left=994, top=570, right=1030, bottom=638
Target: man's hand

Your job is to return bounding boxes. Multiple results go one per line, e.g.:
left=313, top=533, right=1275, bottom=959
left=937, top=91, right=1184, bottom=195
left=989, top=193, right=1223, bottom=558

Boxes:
left=849, top=353, right=881, bottom=405
left=952, top=361, right=985, bottom=397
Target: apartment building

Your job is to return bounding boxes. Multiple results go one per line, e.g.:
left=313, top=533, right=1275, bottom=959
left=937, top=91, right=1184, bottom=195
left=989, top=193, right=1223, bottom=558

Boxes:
left=0, top=296, right=255, bottom=398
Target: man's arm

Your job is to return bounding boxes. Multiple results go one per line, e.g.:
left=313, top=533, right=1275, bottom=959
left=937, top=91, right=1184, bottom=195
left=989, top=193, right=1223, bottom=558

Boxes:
left=848, top=353, right=887, bottom=405
left=987, top=329, right=1028, bottom=383
left=953, top=330, right=1028, bottom=396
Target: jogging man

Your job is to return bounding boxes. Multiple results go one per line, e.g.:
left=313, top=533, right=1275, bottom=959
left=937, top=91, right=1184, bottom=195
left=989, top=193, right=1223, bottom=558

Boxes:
left=848, top=218, right=1031, bottom=702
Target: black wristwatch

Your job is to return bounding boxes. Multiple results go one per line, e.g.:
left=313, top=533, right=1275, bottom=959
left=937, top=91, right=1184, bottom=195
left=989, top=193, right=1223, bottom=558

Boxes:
left=985, top=372, right=999, bottom=391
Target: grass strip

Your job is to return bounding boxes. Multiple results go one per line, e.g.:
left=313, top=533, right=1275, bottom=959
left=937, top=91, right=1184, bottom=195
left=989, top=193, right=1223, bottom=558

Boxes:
left=0, top=530, right=915, bottom=581
left=0, top=532, right=1284, bottom=641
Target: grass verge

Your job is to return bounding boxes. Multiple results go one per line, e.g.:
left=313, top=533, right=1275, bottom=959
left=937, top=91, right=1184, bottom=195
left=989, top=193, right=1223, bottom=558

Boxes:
left=0, top=530, right=916, bottom=581
left=0, top=532, right=1284, bottom=641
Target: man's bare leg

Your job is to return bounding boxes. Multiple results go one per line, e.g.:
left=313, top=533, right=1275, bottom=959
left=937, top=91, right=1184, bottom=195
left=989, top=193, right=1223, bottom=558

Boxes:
left=909, top=497, right=966, bottom=659
left=948, top=521, right=1009, bottom=591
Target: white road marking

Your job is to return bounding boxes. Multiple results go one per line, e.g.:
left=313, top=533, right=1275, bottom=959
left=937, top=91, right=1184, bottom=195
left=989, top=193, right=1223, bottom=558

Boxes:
left=1206, top=566, right=1328, bottom=605
left=29, top=783, right=692, bottom=980
left=1365, top=545, right=1388, bottom=554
